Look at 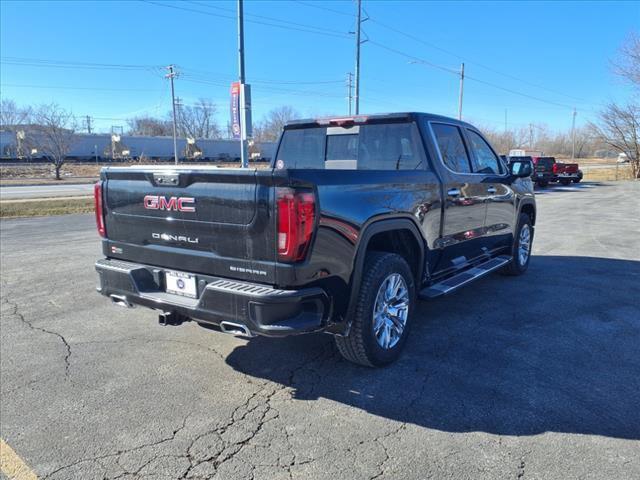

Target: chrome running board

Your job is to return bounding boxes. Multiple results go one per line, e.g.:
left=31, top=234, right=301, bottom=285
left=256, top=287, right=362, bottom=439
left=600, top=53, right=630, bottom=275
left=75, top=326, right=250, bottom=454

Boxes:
left=419, top=255, right=511, bottom=299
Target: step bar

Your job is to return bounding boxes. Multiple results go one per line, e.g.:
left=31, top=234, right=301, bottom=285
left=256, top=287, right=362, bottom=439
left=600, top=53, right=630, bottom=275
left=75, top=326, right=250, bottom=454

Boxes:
left=419, top=255, right=512, bottom=299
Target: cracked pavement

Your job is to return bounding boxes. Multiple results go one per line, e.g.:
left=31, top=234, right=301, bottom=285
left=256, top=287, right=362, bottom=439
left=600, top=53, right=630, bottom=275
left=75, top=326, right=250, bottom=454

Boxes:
left=1, top=181, right=639, bottom=479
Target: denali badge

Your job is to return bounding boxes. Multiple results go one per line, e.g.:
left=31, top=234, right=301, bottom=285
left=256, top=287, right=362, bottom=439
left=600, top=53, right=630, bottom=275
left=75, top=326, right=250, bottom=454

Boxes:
left=144, top=195, right=195, bottom=212
left=152, top=232, right=199, bottom=244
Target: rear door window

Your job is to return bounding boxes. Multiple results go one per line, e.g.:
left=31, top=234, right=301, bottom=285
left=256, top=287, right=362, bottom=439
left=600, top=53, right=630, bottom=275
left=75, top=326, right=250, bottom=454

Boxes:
left=358, top=122, right=424, bottom=170
left=466, top=129, right=503, bottom=175
left=430, top=123, right=471, bottom=173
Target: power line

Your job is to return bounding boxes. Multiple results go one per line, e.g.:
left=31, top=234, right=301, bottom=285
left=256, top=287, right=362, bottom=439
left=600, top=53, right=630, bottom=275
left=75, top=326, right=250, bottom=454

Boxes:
left=463, top=73, right=574, bottom=110
left=2, top=57, right=343, bottom=88
left=1, top=56, right=162, bottom=72
left=293, top=0, right=355, bottom=18
left=181, top=76, right=344, bottom=99
left=185, top=0, right=350, bottom=36
left=368, top=40, right=460, bottom=75
left=1, top=83, right=163, bottom=92
left=141, top=0, right=351, bottom=39
left=369, top=40, right=579, bottom=110
left=180, top=68, right=343, bottom=85
left=366, top=17, right=592, bottom=104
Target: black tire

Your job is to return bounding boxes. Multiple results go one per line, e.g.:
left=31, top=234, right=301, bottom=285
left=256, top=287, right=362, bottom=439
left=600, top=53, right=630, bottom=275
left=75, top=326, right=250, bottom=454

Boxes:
left=537, top=180, right=548, bottom=188
left=501, top=213, right=533, bottom=276
left=335, top=252, right=416, bottom=367
left=572, top=177, right=581, bottom=183
left=560, top=178, right=571, bottom=186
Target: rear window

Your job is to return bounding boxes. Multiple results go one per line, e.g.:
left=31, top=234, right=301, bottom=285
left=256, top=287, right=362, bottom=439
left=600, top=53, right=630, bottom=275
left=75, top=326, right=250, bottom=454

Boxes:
left=275, top=122, right=426, bottom=170
left=537, top=158, right=555, bottom=168
left=275, top=127, right=325, bottom=169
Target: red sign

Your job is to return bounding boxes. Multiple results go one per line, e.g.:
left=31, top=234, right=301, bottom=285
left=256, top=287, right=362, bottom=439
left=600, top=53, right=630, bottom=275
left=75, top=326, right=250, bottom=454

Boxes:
left=230, top=82, right=241, bottom=139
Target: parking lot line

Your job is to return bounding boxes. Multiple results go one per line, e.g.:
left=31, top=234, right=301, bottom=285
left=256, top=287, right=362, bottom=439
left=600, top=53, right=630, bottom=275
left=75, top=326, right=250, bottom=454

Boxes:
left=0, top=438, right=38, bottom=480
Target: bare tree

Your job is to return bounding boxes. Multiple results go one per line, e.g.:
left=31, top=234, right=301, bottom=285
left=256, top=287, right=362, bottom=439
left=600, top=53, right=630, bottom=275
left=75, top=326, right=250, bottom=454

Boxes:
left=590, top=103, right=639, bottom=177
left=613, top=31, right=640, bottom=86
left=176, top=98, right=221, bottom=139
left=477, top=126, right=514, bottom=155
left=0, top=99, right=31, bottom=129
left=127, top=116, right=172, bottom=136
left=591, top=32, right=640, bottom=178
left=29, top=103, right=77, bottom=180
left=253, top=106, right=300, bottom=142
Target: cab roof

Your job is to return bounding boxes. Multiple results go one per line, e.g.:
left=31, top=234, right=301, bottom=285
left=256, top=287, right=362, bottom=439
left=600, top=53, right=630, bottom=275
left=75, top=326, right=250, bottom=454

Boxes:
left=284, top=112, right=477, bottom=130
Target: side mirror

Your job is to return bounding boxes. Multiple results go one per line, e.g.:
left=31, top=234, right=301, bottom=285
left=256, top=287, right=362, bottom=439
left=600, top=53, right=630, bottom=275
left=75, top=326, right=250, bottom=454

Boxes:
left=509, top=159, right=533, bottom=178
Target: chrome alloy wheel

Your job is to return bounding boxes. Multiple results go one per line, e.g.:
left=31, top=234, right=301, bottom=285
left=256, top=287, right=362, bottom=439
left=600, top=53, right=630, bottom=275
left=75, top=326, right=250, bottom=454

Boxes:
left=518, top=224, right=531, bottom=266
left=372, top=273, right=410, bottom=350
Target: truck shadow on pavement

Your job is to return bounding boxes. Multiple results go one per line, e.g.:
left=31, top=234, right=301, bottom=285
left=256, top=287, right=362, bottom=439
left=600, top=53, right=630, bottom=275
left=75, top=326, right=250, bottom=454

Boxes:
left=226, top=255, right=640, bottom=440
left=533, top=181, right=606, bottom=194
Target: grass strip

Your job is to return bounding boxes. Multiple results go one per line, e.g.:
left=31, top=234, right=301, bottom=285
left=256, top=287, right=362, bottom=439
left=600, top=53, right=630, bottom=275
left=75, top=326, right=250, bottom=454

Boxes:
left=0, top=197, right=94, bottom=218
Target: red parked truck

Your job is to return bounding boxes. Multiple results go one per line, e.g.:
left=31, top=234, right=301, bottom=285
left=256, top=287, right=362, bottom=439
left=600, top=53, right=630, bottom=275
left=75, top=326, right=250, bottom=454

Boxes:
left=552, top=161, right=583, bottom=185
left=531, top=156, right=583, bottom=186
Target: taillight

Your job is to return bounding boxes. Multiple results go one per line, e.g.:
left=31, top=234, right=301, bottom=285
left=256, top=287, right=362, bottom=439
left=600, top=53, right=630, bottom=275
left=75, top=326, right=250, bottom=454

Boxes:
left=276, top=187, right=315, bottom=262
left=552, top=164, right=559, bottom=174
left=94, top=181, right=106, bottom=237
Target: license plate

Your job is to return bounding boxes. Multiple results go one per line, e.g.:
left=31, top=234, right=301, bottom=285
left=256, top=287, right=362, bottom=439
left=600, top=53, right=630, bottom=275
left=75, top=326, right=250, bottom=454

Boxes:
left=165, top=271, right=197, bottom=298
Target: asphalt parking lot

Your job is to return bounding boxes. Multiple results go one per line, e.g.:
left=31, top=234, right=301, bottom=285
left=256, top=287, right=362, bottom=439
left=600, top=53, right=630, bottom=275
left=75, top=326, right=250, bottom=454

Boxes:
left=1, top=181, right=639, bottom=480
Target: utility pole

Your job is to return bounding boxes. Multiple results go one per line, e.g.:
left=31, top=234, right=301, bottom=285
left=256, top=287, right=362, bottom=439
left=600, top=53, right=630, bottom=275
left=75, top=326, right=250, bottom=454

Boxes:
left=175, top=97, right=183, bottom=126
left=457, top=62, right=465, bottom=120
left=504, top=109, right=508, bottom=133
left=529, top=123, right=534, bottom=148
left=86, top=115, right=92, bottom=134
left=354, top=0, right=362, bottom=115
left=166, top=65, right=179, bottom=165
left=571, top=107, right=577, bottom=159
left=237, top=0, right=250, bottom=168
left=347, top=72, right=353, bottom=115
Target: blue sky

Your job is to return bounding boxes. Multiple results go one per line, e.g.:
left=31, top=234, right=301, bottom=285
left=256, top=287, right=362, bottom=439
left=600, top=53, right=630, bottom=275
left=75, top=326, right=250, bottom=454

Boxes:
left=1, top=0, right=638, bottom=134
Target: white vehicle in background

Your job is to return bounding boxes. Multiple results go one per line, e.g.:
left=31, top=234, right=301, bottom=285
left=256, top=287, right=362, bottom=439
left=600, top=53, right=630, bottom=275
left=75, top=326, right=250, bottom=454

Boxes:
left=617, top=153, right=630, bottom=163
left=509, top=149, right=543, bottom=158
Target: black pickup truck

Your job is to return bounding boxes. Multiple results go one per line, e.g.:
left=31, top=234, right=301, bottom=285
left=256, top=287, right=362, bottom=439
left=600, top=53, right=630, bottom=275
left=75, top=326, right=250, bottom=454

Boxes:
left=95, top=113, right=536, bottom=367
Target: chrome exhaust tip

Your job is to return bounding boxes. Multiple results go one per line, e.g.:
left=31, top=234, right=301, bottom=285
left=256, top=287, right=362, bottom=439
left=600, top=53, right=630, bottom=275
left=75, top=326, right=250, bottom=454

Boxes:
left=110, top=294, right=134, bottom=308
left=220, top=321, right=255, bottom=338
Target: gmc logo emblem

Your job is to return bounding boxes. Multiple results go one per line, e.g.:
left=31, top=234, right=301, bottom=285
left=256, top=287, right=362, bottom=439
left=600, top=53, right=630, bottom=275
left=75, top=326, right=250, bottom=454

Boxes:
left=144, top=195, right=195, bottom=212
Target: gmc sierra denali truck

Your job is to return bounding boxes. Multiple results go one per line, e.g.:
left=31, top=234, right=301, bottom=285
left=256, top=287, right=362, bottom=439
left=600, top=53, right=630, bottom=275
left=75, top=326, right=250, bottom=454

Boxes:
left=95, top=112, right=536, bottom=367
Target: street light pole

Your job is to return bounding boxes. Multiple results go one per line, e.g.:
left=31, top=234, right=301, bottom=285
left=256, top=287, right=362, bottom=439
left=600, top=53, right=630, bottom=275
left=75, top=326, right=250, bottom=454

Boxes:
left=354, top=0, right=362, bottom=115
left=237, top=0, right=249, bottom=168
left=347, top=72, right=353, bottom=115
left=166, top=65, right=179, bottom=165
left=571, top=108, right=577, bottom=159
left=457, top=62, right=465, bottom=120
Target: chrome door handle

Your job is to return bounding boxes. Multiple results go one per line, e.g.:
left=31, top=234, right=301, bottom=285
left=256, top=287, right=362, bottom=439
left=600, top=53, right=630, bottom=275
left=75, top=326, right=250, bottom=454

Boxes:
left=487, top=187, right=497, bottom=194
left=447, top=188, right=461, bottom=197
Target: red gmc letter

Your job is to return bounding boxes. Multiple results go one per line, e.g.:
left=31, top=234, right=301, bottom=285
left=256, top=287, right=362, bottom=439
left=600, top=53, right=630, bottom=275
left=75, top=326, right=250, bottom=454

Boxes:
left=158, top=197, right=178, bottom=211
left=144, top=195, right=158, bottom=209
left=177, top=197, right=195, bottom=212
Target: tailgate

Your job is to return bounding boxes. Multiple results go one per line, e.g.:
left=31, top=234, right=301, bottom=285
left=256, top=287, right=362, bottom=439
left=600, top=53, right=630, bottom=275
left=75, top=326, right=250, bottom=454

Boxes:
left=562, top=163, right=579, bottom=173
left=101, top=166, right=277, bottom=283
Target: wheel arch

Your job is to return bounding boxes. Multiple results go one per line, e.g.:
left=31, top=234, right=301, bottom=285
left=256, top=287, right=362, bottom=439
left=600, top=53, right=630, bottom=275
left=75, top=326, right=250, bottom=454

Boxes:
left=332, top=216, right=426, bottom=335
left=519, top=200, right=536, bottom=226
